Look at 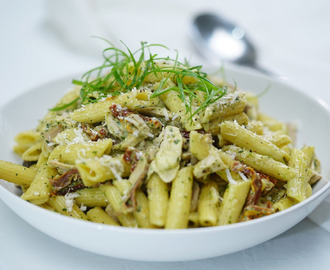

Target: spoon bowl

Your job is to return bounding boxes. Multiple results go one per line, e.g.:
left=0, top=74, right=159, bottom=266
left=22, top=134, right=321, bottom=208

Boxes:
left=191, top=13, right=258, bottom=68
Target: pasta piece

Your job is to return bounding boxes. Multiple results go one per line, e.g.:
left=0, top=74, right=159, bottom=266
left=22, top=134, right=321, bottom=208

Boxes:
left=103, top=185, right=138, bottom=227
left=189, top=131, right=213, bottom=160
left=188, top=211, right=199, bottom=228
left=14, top=130, right=41, bottom=146
left=306, top=183, right=313, bottom=198
left=112, top=180, right=131, bottom=196
left=202, top=112, right=249, bottom=135
left=87, top=207, right=119, bottom=226
left=147, top=173, right=169, bottom=227
left=193, top=148, right=227, bottom=179
left=224, top=145, right=296, bottom=181
left=158, top=89, right=202, bottom=131
left=39, top=202, right=56, bottom=212
left=76, top=155, right=129, bottom=186
left=48, top=139, right=112, bottom=165
left=189, top=132, right=240, bottom=182
left=103, top=185, right=127, bottom=215
left=53, top=127, right=89, bottom=145
left=220, top=120, right=289, bottom=163
left=21, top=161, right=57, bottom=205
left=218, top=180, right=251, bottom=225
left=257, top=113, right=288, bottom=133
left=301, top=145, right=315, bottom=167
left=21, top=142, right=42, bottom=161
left=133, top=189, right=155, bottom=228
left=70, top=99, right=114, bottom=123
left=198, top=180, right=220, bottom=226
left=13, top=130, right=41, bottom=157
left=201, top=92, right=247, bottom=123
left=244, top=92, right=259, bottom=120
left=273, top=197, right=297, bottom=211
left=245, top=120, right=264, bottom=135
left=75, top=187, right=108, bottom=208
left=128, top=156, right=150, bottom=191
left=264, top=133, right=292, bottom=148
left=47, top=195, right=88, bottom=220
left=70, top=89, right=161, bottom=124
left=216, top=134, right=230, bottom=148
left=113, top=88, right=161, bottom=109
left=0, top=160, right=36, bottom=186
left=287, top=148, right=309, bottom=202
left=116, top=213, right=138, bottom=228
left=165, top=166, right=194, bottom=229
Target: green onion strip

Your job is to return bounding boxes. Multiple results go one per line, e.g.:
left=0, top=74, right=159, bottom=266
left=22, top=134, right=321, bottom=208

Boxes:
left=50, top=41, right=227, bottom=119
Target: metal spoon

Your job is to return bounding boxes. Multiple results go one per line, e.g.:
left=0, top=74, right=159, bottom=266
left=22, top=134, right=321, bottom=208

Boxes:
left=191, top=13, right=271, bottom=74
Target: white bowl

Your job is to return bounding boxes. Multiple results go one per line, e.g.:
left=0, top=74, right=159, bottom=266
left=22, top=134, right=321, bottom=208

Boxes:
left=1, top=66, right=329, bottom=262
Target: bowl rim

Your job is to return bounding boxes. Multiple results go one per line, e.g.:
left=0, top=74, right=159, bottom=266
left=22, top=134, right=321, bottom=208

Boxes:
left=1, top=176, right=329, bottom=236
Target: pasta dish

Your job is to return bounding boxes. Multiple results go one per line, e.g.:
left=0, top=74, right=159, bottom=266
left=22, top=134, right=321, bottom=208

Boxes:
left=0, top=42, right=322, bottom=229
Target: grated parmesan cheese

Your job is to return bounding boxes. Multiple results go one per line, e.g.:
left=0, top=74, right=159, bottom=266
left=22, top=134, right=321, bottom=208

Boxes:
left=163, top=109, right=169, bottom=121
left=230, top=91, right=239, bottom=104
left=77, top=148, right=87, bottom=159
left=80, top=204, right=87, bottom=212
left=146, top=132, right=154, bottom=138
left=238, top=171, right=249, bottom=182
left=99, top=155, right=124, bottom=181
left=225, top=168, right=237, bottom=184
left=64, top=193, right=79, bottom=212
left=124, top=116, right=140, bottom=127
left=171, top=113, right=180, bottom=121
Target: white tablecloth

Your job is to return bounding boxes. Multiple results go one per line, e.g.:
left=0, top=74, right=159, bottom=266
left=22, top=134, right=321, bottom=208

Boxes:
left=1, top=0, right=330, bottom=269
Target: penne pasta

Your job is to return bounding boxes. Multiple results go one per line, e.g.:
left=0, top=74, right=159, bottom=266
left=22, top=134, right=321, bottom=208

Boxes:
left=198, top=179, right=220, bottom=226
left=20, top=160, right=57, bottom=205
left=87, top=207, right=119, bottom=226
left=224, top=145, right=296, bottom=181
left=48, top=139, right=112, bottom=165
left=218, top=180, right=251, bottom=225
left=75, top=187, right=108, bottom=208
left=287, top=148, right=309, bottom=202
left=0, top=160, right=37, bottom=186
left=165, top=166, right=194, bottom=229
left=220, top=120, right=289, bottom=163
left=147, top=173, right=169, bottom=227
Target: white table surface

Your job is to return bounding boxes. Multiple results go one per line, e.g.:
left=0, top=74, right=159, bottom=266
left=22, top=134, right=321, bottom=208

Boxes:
left=1, top=0, right=330, bottom=269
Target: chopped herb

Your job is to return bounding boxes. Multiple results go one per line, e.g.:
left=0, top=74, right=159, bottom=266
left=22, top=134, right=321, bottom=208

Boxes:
left=50, top=40, right=227, bottom=119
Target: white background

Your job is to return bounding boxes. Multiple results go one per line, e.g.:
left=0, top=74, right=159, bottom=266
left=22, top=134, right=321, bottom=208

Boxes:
left=1, top=0, right=330, bottom=269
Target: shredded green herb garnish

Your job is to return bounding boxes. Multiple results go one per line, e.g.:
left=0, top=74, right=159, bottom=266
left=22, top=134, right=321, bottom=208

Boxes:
left=50, top=40, right=227, bottom=118
left=255, top=84, right=271, bottom=98
left=49, top=97, right=79, bottom=112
